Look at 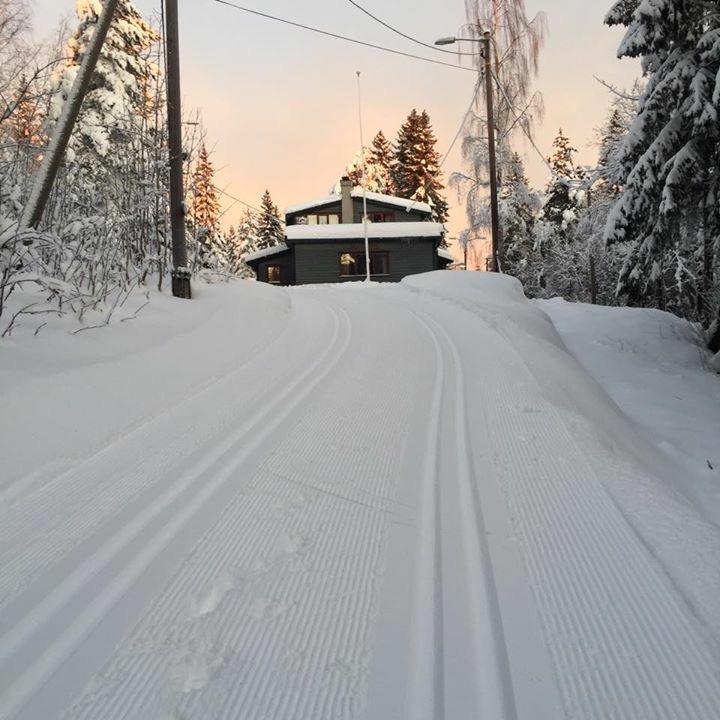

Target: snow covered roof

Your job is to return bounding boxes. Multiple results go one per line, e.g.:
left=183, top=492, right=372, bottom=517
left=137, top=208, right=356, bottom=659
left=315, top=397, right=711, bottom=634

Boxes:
left=285, top=190, right=432, bottom=216
left=242, top=242, right=289, bottom=263
left=437, top=248, right=455, bottom=262
left=285, top=222, right=444, bottom=241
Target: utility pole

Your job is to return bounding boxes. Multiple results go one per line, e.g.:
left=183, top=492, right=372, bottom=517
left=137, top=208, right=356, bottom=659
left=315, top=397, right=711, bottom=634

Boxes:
left=482, top=31, right=500, bottom=273
left=165, top=0, right=192, bottom=299
left=20, top=0, right=120, bottom=230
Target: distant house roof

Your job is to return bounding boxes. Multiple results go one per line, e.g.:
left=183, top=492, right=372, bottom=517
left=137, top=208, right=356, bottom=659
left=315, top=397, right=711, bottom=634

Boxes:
left=285, top=190, right=432, bottom=216
left=285, top=222, right=444, bottom=241
left=437, top=247, right=455, bottom=262
left=242, top=242, right=289, bottom=263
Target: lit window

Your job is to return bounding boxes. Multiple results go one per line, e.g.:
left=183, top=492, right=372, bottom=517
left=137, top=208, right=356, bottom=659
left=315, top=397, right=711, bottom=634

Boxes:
left=339, top=252, right=389, bottom=277
left=307, top=215, right=318, bottom=224
left=267, top=265, right=282, bottom=284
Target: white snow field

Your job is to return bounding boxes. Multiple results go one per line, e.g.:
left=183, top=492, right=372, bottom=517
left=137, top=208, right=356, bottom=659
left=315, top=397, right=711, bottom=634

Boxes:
left=1, top=272, right=719, bottom=720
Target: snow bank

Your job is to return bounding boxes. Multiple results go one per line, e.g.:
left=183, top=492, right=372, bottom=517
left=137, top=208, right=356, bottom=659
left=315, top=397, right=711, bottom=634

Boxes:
left=0, top=280, right=291, bottom=496
left=540, top=297, right=720, bottom=518
left=286, top=222, right=444, bottom=241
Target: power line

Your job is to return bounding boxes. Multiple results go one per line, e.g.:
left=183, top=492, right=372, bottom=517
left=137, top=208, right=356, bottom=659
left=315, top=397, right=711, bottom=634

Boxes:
left=212, top=0, right=475, bottom=73
left=345, top=0, right=477, bottom=58
left=214, top=185, right=287, bottom=226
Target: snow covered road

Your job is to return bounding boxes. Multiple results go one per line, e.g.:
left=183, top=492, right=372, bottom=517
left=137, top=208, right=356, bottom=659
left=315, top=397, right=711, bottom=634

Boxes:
left=1, top=274, right=719, bottom=720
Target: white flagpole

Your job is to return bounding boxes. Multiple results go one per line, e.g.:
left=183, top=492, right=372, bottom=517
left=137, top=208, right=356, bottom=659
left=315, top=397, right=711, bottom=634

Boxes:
left=356, top=72, right=371, bottom=282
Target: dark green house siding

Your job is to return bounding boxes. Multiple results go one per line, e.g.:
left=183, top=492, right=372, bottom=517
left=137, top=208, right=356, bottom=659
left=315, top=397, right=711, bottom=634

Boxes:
left=293, top=238, right=438, bottom=285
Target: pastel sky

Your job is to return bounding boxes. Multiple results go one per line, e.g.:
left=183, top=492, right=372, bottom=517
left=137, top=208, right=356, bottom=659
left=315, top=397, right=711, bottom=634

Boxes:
left=31, top=0, right=639, bottom=250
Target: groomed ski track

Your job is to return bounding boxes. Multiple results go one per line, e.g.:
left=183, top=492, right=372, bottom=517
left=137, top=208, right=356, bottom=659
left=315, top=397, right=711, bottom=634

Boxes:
left=1, top=277, right=719, bottom=720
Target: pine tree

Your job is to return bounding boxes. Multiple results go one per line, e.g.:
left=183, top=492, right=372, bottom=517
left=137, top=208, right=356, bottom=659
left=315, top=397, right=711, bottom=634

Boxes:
left=605, top=0, right=720, bottom=336
left=393, top=109, right=448, bottom=222
left=256, top=190, right=284, bottom=250
left=51, top=0, right=159, bottom=168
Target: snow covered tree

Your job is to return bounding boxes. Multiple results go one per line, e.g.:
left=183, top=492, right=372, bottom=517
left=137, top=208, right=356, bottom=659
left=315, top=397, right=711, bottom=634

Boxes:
left=393, top=109, right=448, bottom=222
left=500, top=153, right=542, bottom=291
left=605, top=0, right=720, bottom=342
left=50, top=0, right=159, bottom=171
left=345, top=130, right=397, bottom=195
left=190, top=143, right=221, bottom=265
left=255, top=190, right=284, bottom=250
left=542, top=129, right=580, bottom=230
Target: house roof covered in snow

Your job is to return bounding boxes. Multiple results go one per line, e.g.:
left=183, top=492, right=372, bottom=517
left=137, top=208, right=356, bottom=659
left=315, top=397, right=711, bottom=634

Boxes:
left=285, top=222, right=444, bottom=242
left=285, top=190, right=432, bottom=216
left=242, top=242, right=289, bottom=263
left=437, top=248, right=455, bottom=262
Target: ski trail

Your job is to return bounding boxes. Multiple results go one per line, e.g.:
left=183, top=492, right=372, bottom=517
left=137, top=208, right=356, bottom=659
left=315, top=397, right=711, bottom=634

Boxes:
left=0, top=302, right=353, bottom=720
left=58, top=288, right=430, bottom=720
left=403, top=310, right=444, bottom=720
left=430, top=315, right=517, bottom=720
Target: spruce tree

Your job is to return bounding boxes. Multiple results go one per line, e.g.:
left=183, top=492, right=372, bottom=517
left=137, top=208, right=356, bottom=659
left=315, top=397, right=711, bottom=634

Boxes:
left=542, top=129, right=579, bottom=230
left=190, top=144, right=221, bottom=265
left=237, top=208, right=258, bottom=255
left=605, top=0, right=720, bottom=336
left=393, top=109, right=448, bottom=222
left=256, top=190, right=284, bottom=250
left=501, top=153, right=541, bottom=291
left=368, top=131, right=395, bottom=195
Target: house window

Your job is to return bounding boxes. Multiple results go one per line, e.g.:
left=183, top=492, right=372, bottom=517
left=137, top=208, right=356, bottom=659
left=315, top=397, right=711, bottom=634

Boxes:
left=368, top=212, right=393, bottom=223
left=307, top=213, right=340, bottom=225
left=267, top=265, right=282, bottom=284
left=339, top=251, right=390, bottom=278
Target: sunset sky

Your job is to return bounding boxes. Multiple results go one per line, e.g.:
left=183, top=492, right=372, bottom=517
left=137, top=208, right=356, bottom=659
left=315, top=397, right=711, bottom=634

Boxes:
left=31, top=0, right=640, bottom=255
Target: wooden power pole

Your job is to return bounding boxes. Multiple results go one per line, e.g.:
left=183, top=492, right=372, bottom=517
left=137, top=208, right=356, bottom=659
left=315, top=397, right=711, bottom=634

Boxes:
left=482, top=31, right=501, bottom=273
left=20, top=0, right=120, bottom=230
left=165, top=0, right=191, bottom=299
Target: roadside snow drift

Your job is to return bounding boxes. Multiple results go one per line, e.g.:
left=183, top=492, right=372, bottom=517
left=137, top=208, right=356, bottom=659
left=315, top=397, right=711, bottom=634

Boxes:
left=1, top=272, right=719, bottom=720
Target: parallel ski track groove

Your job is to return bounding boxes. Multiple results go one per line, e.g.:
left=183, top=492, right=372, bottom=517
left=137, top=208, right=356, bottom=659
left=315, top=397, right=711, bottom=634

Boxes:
left=405, top=307, right=517, bottom=720
left=0, top=300, right=354, bottom=720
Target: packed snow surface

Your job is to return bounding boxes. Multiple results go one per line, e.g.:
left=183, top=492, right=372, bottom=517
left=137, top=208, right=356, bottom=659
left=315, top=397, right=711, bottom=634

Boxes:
left=285, top=221, right=443, bottom=240
left=1, top=272, right=719, bottom=720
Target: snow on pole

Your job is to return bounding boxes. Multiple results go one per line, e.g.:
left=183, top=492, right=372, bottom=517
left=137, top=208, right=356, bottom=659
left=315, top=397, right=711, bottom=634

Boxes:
left=356, top=72, right=371, bottom=282
left=20, top=0, right=121, bottom=231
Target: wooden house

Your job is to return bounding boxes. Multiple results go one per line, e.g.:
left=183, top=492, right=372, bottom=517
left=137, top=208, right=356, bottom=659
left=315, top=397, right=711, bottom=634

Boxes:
left=243, top=177, right=453, bottom=285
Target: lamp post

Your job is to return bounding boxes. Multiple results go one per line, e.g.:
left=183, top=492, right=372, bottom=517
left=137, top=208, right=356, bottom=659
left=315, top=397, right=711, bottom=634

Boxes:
left=436, top=32, right=500, bottom=273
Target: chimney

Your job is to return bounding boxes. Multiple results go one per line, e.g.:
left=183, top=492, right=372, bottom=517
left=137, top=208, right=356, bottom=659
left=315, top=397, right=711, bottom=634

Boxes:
left=340, top=176, right=353, bottom=224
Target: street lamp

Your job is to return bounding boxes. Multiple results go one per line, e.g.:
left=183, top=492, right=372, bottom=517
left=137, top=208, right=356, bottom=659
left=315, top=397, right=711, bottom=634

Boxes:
left=435, top=31, right=501, bottom=273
